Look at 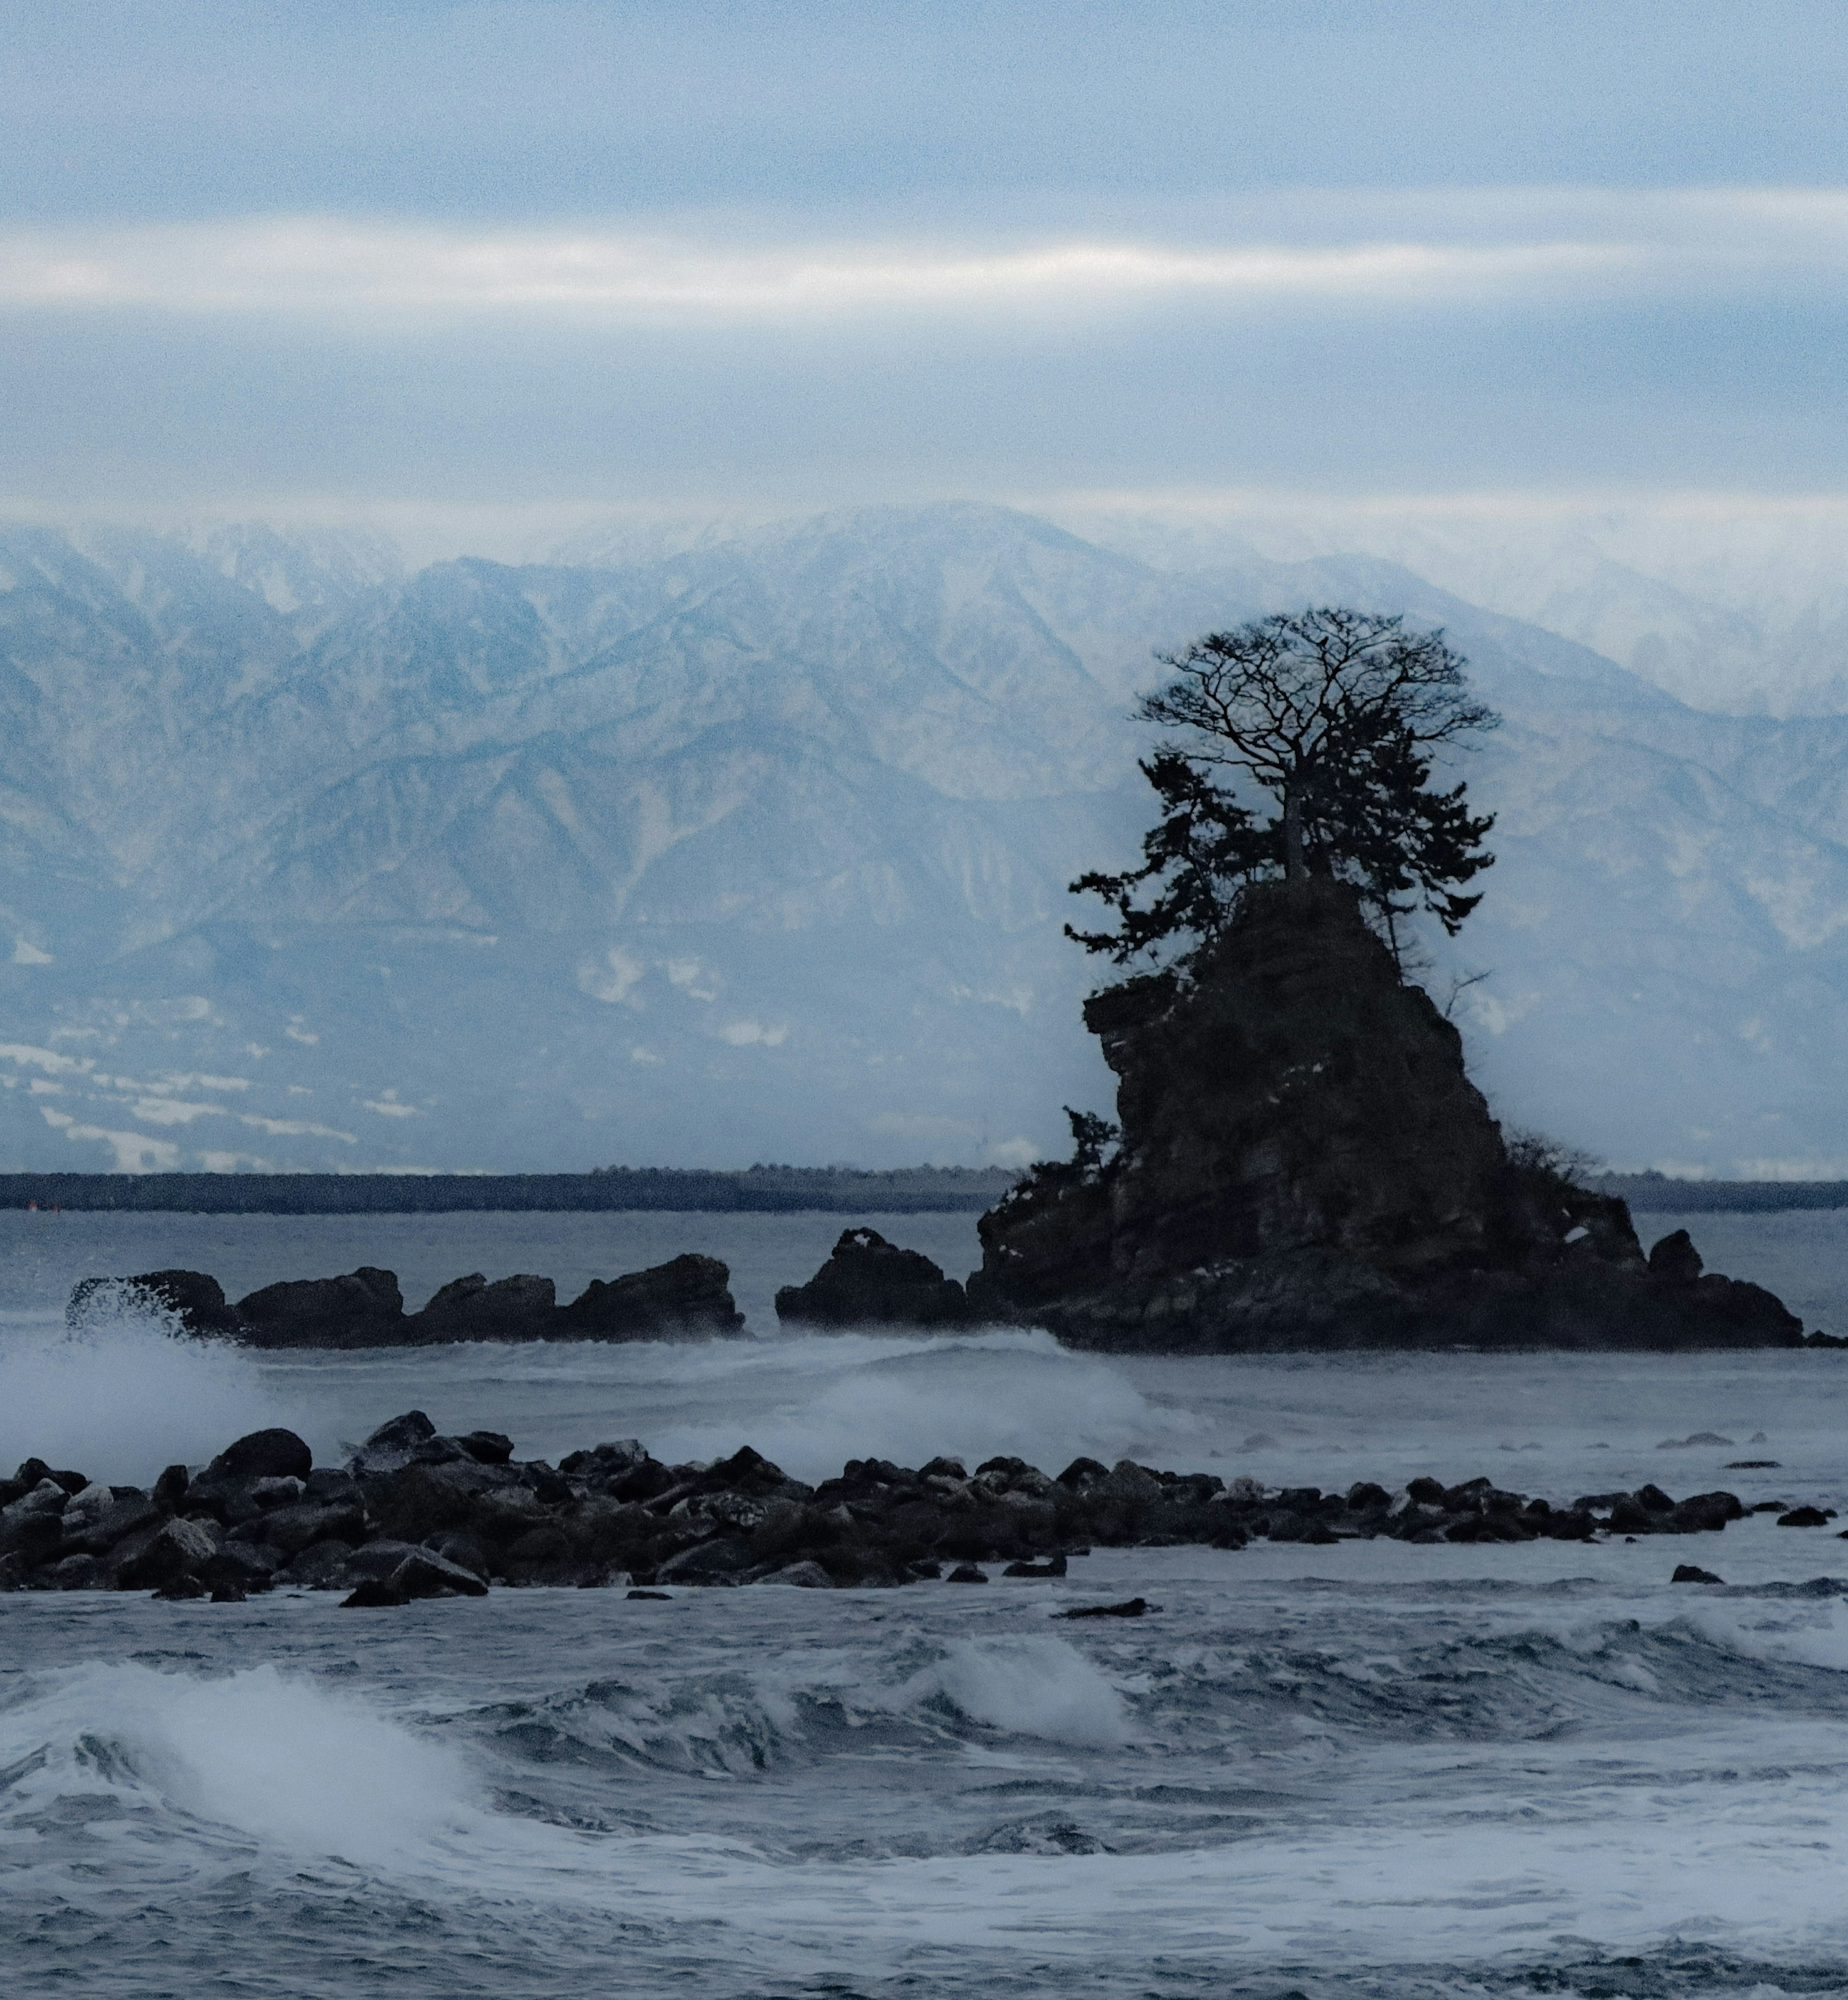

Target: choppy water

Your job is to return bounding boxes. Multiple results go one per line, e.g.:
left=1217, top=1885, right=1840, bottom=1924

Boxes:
left=7, top=1206, right=1848, bottom=1998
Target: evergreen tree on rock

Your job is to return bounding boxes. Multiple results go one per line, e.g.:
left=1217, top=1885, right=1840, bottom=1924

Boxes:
left=1069, top=608, right=1498, bottom=970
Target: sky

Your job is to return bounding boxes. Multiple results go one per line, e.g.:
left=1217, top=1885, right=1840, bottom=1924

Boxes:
left=4, top=1, right=1848, bottom=535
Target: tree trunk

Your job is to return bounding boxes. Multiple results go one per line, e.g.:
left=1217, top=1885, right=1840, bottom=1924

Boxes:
left=1283, top=785, right=1307, bottom=884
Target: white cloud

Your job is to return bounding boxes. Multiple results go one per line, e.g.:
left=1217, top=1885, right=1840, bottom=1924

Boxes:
left=127, top=1096, right=224, bottom=1126
left=39, top=1106, right=180, bottom=1172
left=718, top=1018, right=787, bottom=1047
left=867, top=1112, right=978, bottom=1143
left=0, top=217, right=1625, bottom=321
left=362, top=1093, right=426, bottom=1118
left=0, top=1042, right=89, bottom=1076
left=285, top=1018, right=320, bottom=1044
left=983, top=1136, right=1043, bottom=1170
left=665, top=957, right=720, bottom=1001
left=11, top=937, right=51, bottom=965
left=578, top=946, right=647, bottom=1006
left=9, top=192, right=1848, bottom=330
left=239, top=1115, right=356, bottom=1141
left=629, top=1045, right=666, bottom=1065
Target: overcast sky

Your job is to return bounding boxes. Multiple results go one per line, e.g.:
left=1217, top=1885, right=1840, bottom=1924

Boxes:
left=4, top=0, right=1847, bottom=531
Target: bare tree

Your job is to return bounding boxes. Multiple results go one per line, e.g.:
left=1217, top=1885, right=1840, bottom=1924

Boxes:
left=1140, top=606, right=1497, bottom=893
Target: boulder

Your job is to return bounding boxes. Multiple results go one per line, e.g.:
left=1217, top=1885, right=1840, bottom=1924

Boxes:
left=775, top=1229, right=973, bottom=1329
left=347, top=1410, right=444, bottom=1477
left=68, top=1269, right=244, bottom=1339
left=969, top=879, right=1804, bottom=1352
left=759, top=1560, right=835, bottom=1588
left=209, top=1428, right=314, bottom=1481
left=237, top=1268, right=406, bottom=1349
left=558, top=1255, right=745, bottom=1340
left=342, top=1579, right=408, bottom=1608
left=408, top=1273, right=556, bottom=1342
left=389, top=1549, right=490, bottom=1599
left=59, top=1483, right=161, bottom=1557
left=116, top=1515, right=220, bottom=1590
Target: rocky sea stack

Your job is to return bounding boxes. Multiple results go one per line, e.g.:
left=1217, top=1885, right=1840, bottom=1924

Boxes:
left=970, top=879, right=1800, bottom=1351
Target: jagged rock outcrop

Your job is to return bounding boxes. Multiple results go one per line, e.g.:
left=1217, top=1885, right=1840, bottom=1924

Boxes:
left=409, top=1273, right=557, bottom=1341
left=66, top=1256, right=744, bottom=1347
left=969, top=879, right=1803, bottom=1351
left=775, top=1228, right=973, bottom=1329
left=238, top=1267, right=407, bottom=1347
left=558, top=1254, right=745, bottom=1339
left=0, top=1411, right=1767, bottom=1598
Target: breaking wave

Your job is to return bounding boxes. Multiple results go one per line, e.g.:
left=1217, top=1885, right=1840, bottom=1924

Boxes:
left=0, top=1294, right=308, bottom=1483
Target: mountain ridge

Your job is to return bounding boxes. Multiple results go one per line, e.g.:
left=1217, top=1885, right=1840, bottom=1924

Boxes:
left=2, top=501, right=1847, bottom=1177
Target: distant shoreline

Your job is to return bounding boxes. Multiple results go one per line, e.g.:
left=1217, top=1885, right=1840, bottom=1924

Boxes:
left=1592, top=1175, right=1848, bottom=1214
left=0, top=1168, right=1836, bottom=1219
left=0, top=1167, right=1018, bottom=1216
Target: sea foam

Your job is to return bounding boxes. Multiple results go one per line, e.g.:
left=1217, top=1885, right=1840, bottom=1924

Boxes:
left=0, top=1294, right=308, bottom=1481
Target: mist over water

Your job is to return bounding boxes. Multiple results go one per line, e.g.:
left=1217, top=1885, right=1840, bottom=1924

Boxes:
left=10, top=1210, right=1848, bottom=1997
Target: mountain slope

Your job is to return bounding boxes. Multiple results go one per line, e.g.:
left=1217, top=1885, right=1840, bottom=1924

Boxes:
left=1, top=504, right=1846, bottom=1176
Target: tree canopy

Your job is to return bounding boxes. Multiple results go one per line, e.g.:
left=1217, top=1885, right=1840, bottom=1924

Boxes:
left=1070, top=608, right=1498, bottom=967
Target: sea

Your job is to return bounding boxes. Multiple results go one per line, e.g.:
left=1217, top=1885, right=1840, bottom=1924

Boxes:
left=6, top=1205, right=1848, bottom=2000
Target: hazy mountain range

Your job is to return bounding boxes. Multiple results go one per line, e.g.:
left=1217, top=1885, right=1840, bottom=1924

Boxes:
left=2, top=501, right=1847, bottom=1178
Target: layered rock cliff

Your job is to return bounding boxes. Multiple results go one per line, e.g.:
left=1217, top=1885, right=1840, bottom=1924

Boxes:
left=969, top=880, right=1801, bottom=1351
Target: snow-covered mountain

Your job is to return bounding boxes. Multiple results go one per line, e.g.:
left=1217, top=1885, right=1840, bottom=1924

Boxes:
left=3, top=502, right=1848, bottom=1177
left=1065, top=501, right=1848, bottom=718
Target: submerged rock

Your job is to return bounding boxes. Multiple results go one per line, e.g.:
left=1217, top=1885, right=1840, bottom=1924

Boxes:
left=970, top=880, right=1803, bottom=1352
left=775, top=1228, right=972, bottom=1329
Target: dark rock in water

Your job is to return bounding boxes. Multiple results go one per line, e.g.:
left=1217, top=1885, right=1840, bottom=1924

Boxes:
left=342, top=1578, right=408, bottom=1608
left=775, top=1229, right=973, bottom=1329
left=459, top=1431, right=514, bottom=1464
left=1673, top=1564, right=1724, bottom=1584
left=208, top=1429, right=313, bottom=1481
left=153, top=1464, right=189, bottom=1510
left=389, top=1549, right=490, bottom=1599
left=69, top=1269, right=244, bottom=1339
left=1059, top=1598, right=1152, bottom=1618
left=199, top=1545, right=280, bottom=1594
left=237, top=1268, right=405, bottom=1349
left=153, top=1573, right=209, bottom=1600
left=1003, top=1555, right=1068, bottom=1577
left=409, top=1273, right=556, bottom=1342
left=1778, top=1506, right=1834, bottom=1526
left=118, top=1515, right=220, bottom=1590
left=970, top=879, right=1804, bottom=1352
left=760, top=1560, right=835, bottom=1588
left=74, top=1256, right=744, bottom=1348
left=627, top=1588, right=671, bottom=1600
left=1648, top=1231, right=1705, bottom=1284
left=559, top=1255, right=745, bottom=1340
left=946, top=1563, right=989, bottom=1583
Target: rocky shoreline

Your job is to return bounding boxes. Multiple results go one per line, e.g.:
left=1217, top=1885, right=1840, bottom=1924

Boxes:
left=3, top=1415, right=1830, bottom=1606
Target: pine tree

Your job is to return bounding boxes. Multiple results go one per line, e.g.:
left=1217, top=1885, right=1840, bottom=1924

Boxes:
left=1070, top=608, right=1498, bottom=969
